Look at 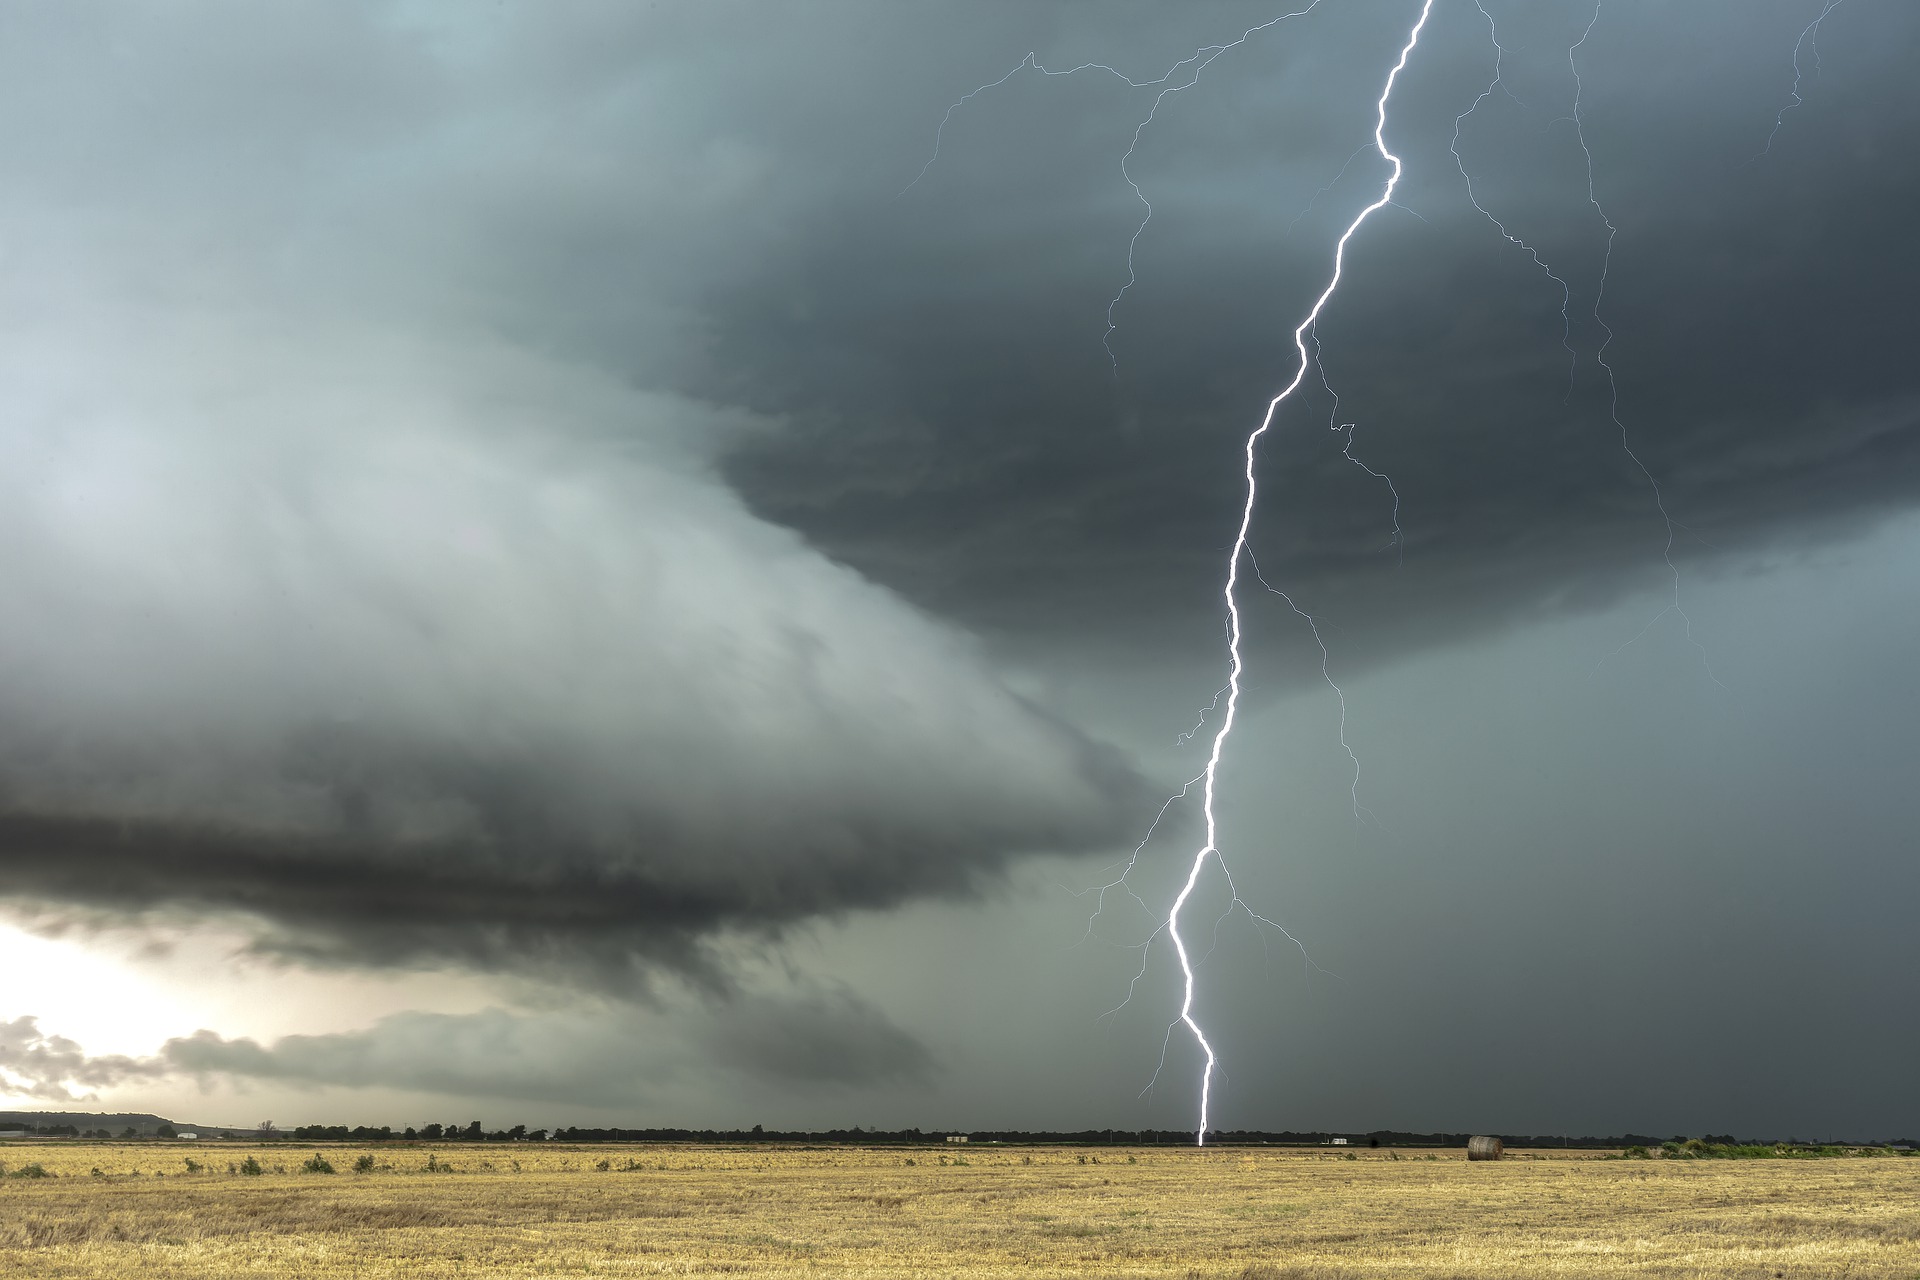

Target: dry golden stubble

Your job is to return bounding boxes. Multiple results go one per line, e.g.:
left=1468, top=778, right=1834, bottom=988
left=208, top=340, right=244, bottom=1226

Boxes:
left=0, top=1142, right=1915, bottom=1278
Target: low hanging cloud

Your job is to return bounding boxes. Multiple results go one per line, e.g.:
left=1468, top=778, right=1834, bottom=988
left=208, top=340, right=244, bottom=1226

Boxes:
left=0, top=1017, right=158, bottom=1104
left=0, top=284, right=1142, bottom=985
left=1, top=990, right=933, bottom=1109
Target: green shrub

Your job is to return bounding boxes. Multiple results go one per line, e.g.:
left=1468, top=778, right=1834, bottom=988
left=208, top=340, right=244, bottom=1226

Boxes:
left=9, top=1163, right=51, bottom=1179
left=302, top=1154, right=335, bottom=1174
left=353, top=1154, right=376, bottom=1173
left=238, top=1156, right=264, bottom=1176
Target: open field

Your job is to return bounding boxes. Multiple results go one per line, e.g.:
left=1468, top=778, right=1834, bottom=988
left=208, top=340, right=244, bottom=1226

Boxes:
left=2, top=1142, right=1916, bottom=1278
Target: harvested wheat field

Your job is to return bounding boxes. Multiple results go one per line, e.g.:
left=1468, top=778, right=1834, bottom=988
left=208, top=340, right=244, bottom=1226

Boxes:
left=1, top=1142, right=1916, bottom=1278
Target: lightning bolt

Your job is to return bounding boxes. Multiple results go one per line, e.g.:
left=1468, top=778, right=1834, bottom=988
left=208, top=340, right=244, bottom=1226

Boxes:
left=907, top=0, right=1775, bottom=1146
left=906, top=13, right=1390, bottom=1102
left=1760, top=0, right=1846, bottom=157
left=1451, top=2, right=1580, bottom=394
left=1568, top=5, right=1723, bottom=687
left=899, top=4, right=1327, bottom=371
left=1099, top=3, right=1324, bottom=372
left=1311, top=328, right=1403, bottom=562
left=1451, top=3, right=1719, bottom=687
left=1169, top=0, right=1434, bottom=1146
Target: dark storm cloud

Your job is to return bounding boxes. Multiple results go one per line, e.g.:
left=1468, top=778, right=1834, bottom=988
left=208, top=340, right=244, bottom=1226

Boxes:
left=0, top=1, right=1158, bottom=980
left=0, top=0, right=1912, bottom=986
left=0, top=312, right=1142, bottom=982
left=695, top=1, right=1920, bottom=670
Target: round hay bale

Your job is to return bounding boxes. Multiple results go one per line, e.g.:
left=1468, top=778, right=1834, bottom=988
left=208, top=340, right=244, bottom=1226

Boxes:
left=1466, top=1135, right=1504, bottom=1161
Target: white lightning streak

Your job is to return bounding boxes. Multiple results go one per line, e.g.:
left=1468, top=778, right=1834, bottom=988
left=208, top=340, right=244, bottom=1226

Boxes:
left=1287, top=143, right=1375, bottom=234
left=1452, top=1, right=1579, bottom=394
left=1247, top=548, right=1372, bottom=826
left=1172, top=0, right=1434, bottom=1146
left=1311, top=328, right=1403, bottom=560
left=1568, top=5, right=1723, bottom=688
left=1176, top=686, right=1231, bottom=746
left=898, top=5, right=1326, bottom=367
left=1103, top=3, right=1324, bottom=372
left=1072, top=773, right=1204, bottom=952
left=1760, top=0, right=1845, bottom=157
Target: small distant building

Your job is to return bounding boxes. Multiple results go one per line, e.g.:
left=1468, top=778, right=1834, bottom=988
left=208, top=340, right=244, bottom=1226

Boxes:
left=1329, top=1137, right=1349, bottom=1146
left=945, top=1135, right=969, bottom=1144
left=176, top=1133, right=199, bottom=1140
left=0, top=1130, right=26, bottom=1140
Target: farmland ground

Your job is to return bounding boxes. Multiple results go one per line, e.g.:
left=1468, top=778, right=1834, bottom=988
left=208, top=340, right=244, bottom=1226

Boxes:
left=1, top=1142, right=1916, bottom=1277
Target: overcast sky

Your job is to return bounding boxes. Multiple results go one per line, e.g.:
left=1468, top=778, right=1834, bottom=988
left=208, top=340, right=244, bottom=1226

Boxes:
left=1, top=0, right=1915, bottom=1142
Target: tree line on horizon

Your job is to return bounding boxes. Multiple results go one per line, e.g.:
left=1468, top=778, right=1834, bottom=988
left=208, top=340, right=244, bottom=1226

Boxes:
left=9, top=1117, right=1915, bottom=1149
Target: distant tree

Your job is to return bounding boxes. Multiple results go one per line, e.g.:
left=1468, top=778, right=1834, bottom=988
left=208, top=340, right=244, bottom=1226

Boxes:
left=464, top=1121, right=482, bottom=1141
left=256, top=1121, right=279, bottom=1140
left=121, top=1126, right=139, bottom=1140
left=507, top=1125, right=526, bottom=1141
left=421, top=1124, right=443, bottom=1140
left=403, top=1127, right=419, bottom=1140
left=156, top=1124, right=177, bottom=1139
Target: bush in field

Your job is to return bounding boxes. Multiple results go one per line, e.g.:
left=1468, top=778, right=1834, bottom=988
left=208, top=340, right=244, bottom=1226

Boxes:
left=354, top=1154, right=377, bottom=1173
left=9, top=1163, right=52, bottom=1179
left=238, top=1157, right=263, bottom=1176
left=302, top=1154, right=336, bottom=1174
